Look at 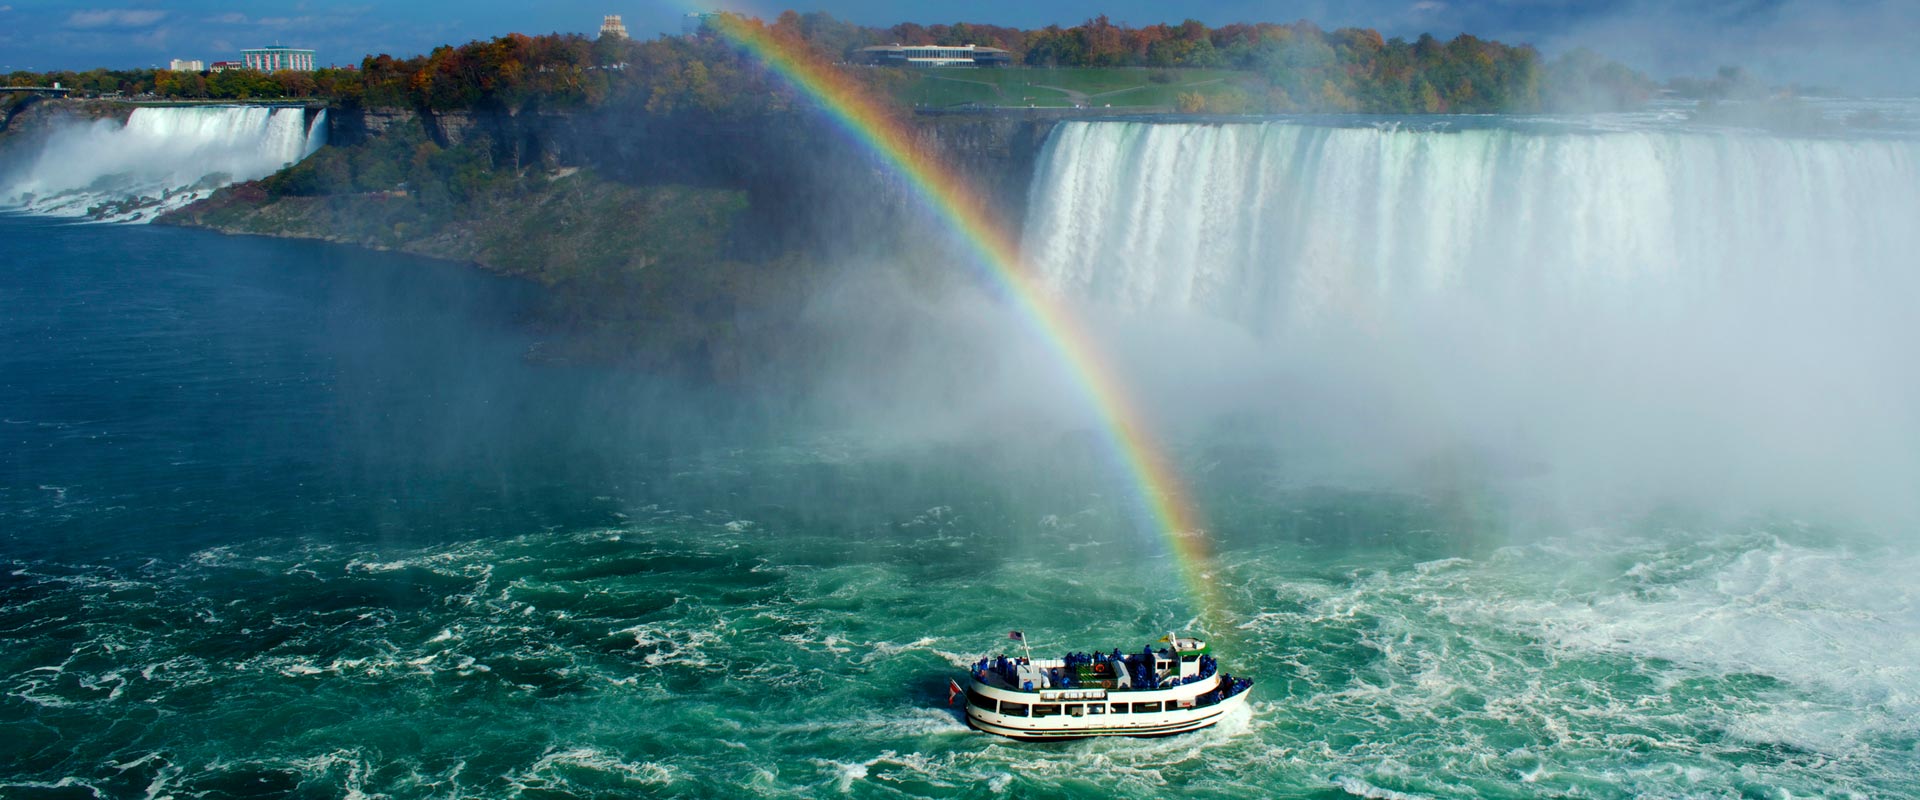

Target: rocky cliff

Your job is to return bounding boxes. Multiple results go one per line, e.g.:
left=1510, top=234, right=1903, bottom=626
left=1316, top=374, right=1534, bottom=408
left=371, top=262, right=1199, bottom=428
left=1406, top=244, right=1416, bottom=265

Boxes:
left=320, top=104, right=1062, bottom=231
left=0, top=97, right=135, bottom=145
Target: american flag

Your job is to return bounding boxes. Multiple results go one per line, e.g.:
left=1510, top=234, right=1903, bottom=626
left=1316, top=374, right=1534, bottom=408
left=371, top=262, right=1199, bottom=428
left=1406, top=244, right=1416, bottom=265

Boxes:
left=1008, top=631, right=1024, bottom=641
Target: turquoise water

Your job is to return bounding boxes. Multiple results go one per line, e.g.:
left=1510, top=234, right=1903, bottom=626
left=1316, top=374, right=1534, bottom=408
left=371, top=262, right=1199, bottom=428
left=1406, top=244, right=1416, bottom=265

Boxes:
left=3, top=214, right=1918, bottom=798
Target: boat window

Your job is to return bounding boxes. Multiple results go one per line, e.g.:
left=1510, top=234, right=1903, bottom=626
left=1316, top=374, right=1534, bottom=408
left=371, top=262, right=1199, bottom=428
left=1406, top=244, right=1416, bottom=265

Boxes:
left=1110, top=703, right=1129, bottom=714
left=1067, top=705, right=1085, bottom=717
left=1131, top=701, right=1162, bottom=713
left=966, top=690, right=996, bottom=713
left=1033, top=704, right=1059, bottom=717
left=1087, top=704, right=1105, bottom=715
left=1000, top=701, right=1029, bottom=717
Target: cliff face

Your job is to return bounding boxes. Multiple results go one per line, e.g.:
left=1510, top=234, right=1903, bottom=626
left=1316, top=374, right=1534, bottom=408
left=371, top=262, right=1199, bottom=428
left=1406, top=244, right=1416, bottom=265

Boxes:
left=322, top=105, right=1061, bottom=235
left=0, top=97, right=135, bottom=140
left=908, top=115, right=1061, bottom=224
left=5, top=101, right=1064, bottom=211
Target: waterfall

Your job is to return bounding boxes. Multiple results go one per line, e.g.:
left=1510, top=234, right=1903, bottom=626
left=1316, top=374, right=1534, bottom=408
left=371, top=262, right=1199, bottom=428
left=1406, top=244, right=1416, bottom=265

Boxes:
left=1025, top=121, right=1920, bottom=332
left=0, top=105, right=327, bottom=223
left=1021, top=120, right=1920, bottom=517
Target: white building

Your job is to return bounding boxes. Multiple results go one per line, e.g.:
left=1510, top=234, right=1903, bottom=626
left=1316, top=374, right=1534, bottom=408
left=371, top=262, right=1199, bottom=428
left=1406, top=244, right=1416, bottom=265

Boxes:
left=241, top=46, right=315, bottom=72
left=859, top=44, right=1012, bottom=67
left=168, top=59, right=205, bottom=72
left=599, top=15, right=629, bottom=40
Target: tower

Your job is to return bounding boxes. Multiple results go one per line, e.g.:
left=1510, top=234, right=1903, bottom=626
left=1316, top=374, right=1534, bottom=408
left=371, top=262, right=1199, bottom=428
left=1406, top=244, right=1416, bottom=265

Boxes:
left=599, top=15, right=629, bottom=40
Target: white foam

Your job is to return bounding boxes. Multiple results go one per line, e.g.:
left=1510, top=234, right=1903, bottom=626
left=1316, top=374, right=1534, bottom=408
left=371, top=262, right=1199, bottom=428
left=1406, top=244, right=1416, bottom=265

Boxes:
left=1492, top=535, right=1920, bottom=751
left=1333, top=775, right=1436, bottom=800
left=506, top=746, right=677, bottom=790
left=610, top=623, right=722, bottom=667
left=822, top=758, right=869, bottom=793
left=286, top=750, right=376, bottom=800
left=0, top=778, right=105, bottom=798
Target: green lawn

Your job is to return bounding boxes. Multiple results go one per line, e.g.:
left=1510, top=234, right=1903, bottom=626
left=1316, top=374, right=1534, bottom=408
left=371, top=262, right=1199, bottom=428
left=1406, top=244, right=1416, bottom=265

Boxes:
left=881, top=66, right=1261, bottom=109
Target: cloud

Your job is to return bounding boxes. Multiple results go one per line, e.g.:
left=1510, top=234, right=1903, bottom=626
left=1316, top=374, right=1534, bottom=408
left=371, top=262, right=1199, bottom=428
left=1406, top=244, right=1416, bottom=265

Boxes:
left=66, top=9, right=166, bottom=29
left=130, top=27, right=171, bottom=50
left=205, top=12, right=323, bottom=28
left=1241, top=0, right=1919, bottom=93
left=1516, top=0, right=1920, bottom=94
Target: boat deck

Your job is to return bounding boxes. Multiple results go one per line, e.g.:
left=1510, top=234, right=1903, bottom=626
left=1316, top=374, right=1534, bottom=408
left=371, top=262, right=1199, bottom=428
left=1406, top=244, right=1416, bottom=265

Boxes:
left=959, top=638, right=1255, bottom=740
left=970, top=645, right=1244, bottom=696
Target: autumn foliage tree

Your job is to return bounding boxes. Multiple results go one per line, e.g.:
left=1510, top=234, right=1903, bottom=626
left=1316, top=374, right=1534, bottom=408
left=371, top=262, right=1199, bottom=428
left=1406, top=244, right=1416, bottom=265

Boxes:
left=33, top=9, right=1645, bottom=115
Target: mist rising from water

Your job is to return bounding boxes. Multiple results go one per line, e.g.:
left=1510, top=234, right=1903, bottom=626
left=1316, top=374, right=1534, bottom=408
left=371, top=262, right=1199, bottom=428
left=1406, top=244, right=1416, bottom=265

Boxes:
left=1, top=106, right=325, bottom=223
left=1012, top=120, right=1920, bottom=527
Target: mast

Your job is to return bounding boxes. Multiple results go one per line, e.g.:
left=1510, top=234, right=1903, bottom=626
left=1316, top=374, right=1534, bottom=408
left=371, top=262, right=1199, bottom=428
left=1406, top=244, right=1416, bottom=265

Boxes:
left=1009, top=630, right=1034, bottom=664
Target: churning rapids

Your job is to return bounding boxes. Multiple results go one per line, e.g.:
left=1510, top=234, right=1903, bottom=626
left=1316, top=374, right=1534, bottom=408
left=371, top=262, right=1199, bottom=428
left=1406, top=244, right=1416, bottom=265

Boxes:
left=4, top=110, right=1920, bottom=798
left=0, top=106, right=325, bottom=222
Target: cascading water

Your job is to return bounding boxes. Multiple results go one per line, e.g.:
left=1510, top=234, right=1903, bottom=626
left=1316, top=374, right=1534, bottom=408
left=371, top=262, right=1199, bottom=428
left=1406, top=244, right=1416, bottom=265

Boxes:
left=0, top=105, right=326, bottom=223
left=1026, top=120, right=1920, bottom=330
left=1024, top=119, right=1920, bottom=519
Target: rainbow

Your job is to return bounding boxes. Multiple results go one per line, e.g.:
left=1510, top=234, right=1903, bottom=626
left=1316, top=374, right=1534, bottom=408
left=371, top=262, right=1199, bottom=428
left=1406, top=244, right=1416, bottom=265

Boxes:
left=707, top=15, right=1228, bottom=629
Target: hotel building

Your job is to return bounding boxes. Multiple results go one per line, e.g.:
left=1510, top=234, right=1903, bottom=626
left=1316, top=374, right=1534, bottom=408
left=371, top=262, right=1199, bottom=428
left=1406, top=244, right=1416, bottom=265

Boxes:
left=241, top=46, right=316, bottom=72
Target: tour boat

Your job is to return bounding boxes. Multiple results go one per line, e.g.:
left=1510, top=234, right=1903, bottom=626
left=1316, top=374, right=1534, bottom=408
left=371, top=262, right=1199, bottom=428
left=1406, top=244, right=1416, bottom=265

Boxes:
left=954, top=633, right=1253, bottom=741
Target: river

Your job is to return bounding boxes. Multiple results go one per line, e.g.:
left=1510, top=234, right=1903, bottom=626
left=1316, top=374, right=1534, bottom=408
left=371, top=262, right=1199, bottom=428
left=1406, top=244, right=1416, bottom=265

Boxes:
left=4, top=106, right=1920, bottom=797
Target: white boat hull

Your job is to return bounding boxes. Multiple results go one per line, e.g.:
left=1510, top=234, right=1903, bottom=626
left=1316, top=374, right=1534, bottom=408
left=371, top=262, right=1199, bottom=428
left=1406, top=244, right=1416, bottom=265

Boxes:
left=962, top=638, right=1251, bottom=741
left=962, top=682, right=1251, bottom=741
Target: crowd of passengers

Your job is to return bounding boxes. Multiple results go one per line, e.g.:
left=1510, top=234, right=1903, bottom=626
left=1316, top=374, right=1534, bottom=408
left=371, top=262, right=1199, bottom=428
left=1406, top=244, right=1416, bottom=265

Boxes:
left=972, top=645, right=1226, bottom=692
left=1199, top=675, right=1255, bottom=706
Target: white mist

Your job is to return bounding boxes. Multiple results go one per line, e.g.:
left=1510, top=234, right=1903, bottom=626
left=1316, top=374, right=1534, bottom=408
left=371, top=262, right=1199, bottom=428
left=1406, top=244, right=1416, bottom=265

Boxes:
left=1024, top=120, right=1920, bottom=526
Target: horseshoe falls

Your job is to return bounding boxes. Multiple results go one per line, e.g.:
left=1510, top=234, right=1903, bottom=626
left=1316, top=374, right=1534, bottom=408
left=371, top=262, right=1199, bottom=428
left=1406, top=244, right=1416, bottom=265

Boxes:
left=1026, top=121, right=1920, bottom=325
left=4, top=114, right=1920, bottom=799
left=0, top=105, right=325, bottom=222
left=1027, top=120, right=1920, bottom=522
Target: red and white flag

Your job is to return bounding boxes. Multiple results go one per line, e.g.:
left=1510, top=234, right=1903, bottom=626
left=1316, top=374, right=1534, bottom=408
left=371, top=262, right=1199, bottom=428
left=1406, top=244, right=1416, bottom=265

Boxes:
left=947, top=678, right=962, bottom=705
left=1008, top=630, right=1024, bottom=641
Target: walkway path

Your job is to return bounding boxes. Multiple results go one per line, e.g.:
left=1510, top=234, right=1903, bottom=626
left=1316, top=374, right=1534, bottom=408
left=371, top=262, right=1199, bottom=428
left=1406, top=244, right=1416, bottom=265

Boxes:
left=1034, top=76, right=1228, bottom=108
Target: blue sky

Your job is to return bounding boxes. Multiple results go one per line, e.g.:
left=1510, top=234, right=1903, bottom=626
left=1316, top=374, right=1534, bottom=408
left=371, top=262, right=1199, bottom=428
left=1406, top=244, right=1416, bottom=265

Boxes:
left=2, top=1, right=1915, bottom=93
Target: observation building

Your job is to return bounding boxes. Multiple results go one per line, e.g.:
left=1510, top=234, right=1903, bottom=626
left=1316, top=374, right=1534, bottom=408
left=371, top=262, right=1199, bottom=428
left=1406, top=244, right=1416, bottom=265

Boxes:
left=858, top=44, right=1012, bottom=67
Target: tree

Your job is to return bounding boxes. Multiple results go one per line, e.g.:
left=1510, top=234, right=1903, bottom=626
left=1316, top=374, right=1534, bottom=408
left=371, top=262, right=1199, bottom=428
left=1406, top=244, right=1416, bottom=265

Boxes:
left=5, top=9, right=1640, bottom=116
left=273, top=70, right=317, bottom=98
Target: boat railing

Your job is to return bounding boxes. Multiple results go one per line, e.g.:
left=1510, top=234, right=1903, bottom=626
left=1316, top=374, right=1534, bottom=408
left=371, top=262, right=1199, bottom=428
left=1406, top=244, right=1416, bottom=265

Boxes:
left=1192, top=675, right=1254, bottom=708
left=972, top=648, right=1227, bottom=694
